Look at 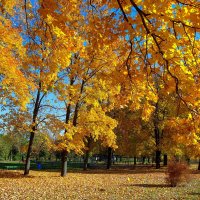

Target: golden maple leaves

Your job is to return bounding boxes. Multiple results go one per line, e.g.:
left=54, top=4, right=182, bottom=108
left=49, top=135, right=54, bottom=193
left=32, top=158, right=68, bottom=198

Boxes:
left=0, top=170, right=199, bottom=199
left=0, top=0, right=200, bottom=158
left=0, top=8, right=33, bottom=109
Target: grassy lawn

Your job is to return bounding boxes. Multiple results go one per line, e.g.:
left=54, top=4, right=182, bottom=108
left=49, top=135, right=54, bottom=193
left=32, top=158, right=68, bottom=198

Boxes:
left=0, top=168, right=199, bottom=200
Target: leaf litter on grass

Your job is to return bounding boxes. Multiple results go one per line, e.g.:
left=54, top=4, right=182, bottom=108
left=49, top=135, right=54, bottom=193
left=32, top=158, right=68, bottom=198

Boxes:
left=0, top=169, right=199, bottom=200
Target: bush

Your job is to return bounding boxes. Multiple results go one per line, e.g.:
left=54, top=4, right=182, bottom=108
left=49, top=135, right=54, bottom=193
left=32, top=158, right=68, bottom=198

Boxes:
left=166, top=159, right=190, bottom=187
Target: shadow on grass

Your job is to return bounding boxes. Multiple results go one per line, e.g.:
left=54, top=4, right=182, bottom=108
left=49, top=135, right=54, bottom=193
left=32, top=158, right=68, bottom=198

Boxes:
left=190, top=170, right=200, bottom=174
left=188, top=192, right=200, bottom=196
left=0, top=170, right=34, bottom=179
left=71, top=167, right=166, bottom=175
left=124, top=183, right=171, bottom=188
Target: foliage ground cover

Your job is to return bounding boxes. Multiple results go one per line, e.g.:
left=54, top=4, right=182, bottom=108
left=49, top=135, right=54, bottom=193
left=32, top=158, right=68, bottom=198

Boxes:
left=0, top=169, right=199, bottom=200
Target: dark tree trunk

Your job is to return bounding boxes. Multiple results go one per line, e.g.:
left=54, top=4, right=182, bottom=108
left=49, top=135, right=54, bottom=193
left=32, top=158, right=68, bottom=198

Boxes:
left=186, top=157, right=190, bottom=165
left=60, top=78, right=83, bottom=176
left=61, top=150, right=68, bottom=177
left=24, top=82, right=42, bottom=175
left=107, top=147, right=112, bottom=169
left=9, top=150, right=13, bottom=161
left=156, top=150, right=161, bottom=169
left=24, top=131, right=35, bottom=175
left=61, top=77, right=85, bottom=177
left=198, top=158, right=200, bottom=170
left=60, top=79, right=82, bottom=177
left=60, top=103, right=71, bottom=176
left=83, top=150, right=90, bottom=170
left=142, top=156, right=145, bottom=164
left=61, top=79, right=84, bottom=175
left=154, top=102, right=161, bottom=169
left=163, top=154, right=168, bottom=166
left=134, top=156, right=137, bottom=165
left=83, top=137, right=92, bottom=170
left=155, top=125, right=161, bottom=168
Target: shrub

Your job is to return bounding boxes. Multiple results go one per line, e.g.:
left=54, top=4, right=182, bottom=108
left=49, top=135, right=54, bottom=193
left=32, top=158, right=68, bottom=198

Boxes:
left=165, top=159, right=190, bottom=187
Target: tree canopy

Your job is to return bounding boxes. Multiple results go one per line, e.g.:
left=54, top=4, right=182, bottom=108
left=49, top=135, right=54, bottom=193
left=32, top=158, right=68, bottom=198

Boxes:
left=0, top=0, right=200, bottom=176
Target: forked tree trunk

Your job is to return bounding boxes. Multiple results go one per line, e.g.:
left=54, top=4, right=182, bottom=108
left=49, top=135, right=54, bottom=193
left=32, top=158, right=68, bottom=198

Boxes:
left=60, top=79, right=84, bottom=176
left=107, top=147, right=112, bottom=169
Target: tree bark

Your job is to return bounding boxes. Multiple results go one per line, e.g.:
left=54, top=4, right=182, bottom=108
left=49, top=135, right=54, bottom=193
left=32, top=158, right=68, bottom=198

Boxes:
left=24, top=83, right=41, bottom=175
left=9, top=149, right=13, bottom=161
left=107, top=147, right=112, bottom=169
left=83, top=150, right=90, bottom=170
left=134, top=156, right=137, bottom=165
left=83, top=137, right=92, bottom=170
left=186, top=157, right=190, bottom=165
left=142, top=156, right=145, bottom=164
left=154, top=102, right=161, bottom=169
left=60, top=103, right=71, bottom=177
left=60, top=78, right=84, bottom=176
left=61, top=150, right=68, bottom=177
left=163, top=154, right=168, bottom=166
left=24, top=130, right=35, bottom=175
left=156, top=150, right=161, bottom=169
left=60, top=101, right=78, bottom=176
left=198, top=158, right=200, bottom=170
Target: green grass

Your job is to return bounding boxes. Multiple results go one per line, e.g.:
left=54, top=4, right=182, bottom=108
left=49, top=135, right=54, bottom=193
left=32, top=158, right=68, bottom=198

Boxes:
left=0, top=161, right=84, bottom=170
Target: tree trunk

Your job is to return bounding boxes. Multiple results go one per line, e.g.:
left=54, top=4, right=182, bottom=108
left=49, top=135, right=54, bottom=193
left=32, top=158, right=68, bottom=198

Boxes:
left=154, top=102, right=161, bottom=169
left=163, top=154, right=168, bottom=166
left=24, top=82, right=41, bottom=176
left=134, top=156, right=137, bottom=165
left=61, top=150, right=68, bottom=177
left=83, top=150, right=90, bottom=170
left=156, top=150, right=161, bottom=169
left=142, top=156, right=145, bottom=164
left=186, top=157, right=190, bottom=165
left=107, top=147, right=112, bottom=169
left=9, top=150, right=13, bottom=161
left=198, top=158, right=200, bottom=170
left=83, top=137, right=92, bottom=170
left=24, top=131, right=35, bottom=175
left=60, top=101, right=71, bottom=177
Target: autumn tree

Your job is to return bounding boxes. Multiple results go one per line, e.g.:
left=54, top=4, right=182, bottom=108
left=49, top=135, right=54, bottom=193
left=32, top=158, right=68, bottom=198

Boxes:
left=0, top=0, right=33, bottom=108
left=1, top=0, right=200, bottom=176
left=41, top=1, right=127, bottom=176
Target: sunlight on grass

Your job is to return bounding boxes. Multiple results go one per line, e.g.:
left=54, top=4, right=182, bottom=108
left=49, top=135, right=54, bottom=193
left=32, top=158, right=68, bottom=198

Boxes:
left=0, top=169, right=199, bottom=200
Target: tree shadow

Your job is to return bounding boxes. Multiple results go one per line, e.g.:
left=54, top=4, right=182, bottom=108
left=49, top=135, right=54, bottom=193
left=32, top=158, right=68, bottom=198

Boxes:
left=188, top=192, right=200, bottom=196
left=70, top=167, right=166, bottom=175
left=124, top=183, right=171, bottom=188
left=0, top=170, right=34, bottom=179
left=190, top=170, right=200, bottom=174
